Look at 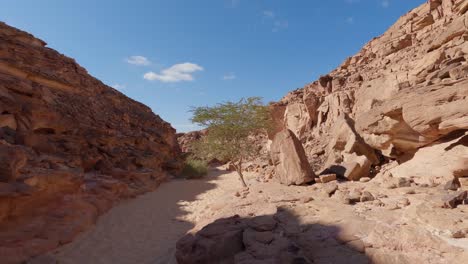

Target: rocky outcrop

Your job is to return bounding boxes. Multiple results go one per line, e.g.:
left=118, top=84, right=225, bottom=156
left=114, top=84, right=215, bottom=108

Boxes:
left=0, top=22, right=182, bottom=263
left=267, top=0, right=468, bottom=183
left=270, top=129, right=315, bottom=185
left=177, top=130, right=207, bottom=153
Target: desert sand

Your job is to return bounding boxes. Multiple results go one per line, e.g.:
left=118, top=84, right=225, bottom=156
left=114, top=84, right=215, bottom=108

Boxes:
left=45, top=163, right=468, bottom=264
left=50, top=168, right=240, bottom=264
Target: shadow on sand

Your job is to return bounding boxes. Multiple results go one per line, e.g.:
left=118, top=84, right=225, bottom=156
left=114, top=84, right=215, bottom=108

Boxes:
left=174, top=206, right=371, bottom=264
left=42, top=168, right=227, bottom=264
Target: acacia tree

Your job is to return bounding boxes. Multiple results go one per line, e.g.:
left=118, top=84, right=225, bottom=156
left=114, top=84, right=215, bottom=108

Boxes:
left=190, top=97, right=271, bottom=187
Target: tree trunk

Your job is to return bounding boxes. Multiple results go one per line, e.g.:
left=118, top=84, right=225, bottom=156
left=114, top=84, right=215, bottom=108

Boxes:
left=235, top=161, right=247, bottom=188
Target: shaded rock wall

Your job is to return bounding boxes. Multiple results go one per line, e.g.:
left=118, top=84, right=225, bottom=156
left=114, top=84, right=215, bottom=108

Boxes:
left=0, top=22, right=182, bottom=263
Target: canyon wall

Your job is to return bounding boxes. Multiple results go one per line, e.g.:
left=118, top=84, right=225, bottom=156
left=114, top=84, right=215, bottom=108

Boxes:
left=176, top=3, right=468, bottom=263
left=0, top=22, right=182, bottom=263
left=269, top=0, right=468, bottom=184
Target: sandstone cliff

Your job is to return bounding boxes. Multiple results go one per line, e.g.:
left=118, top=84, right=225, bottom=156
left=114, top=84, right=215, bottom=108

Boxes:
left=0, top=22, right=182, bottom=263
left=269, top=0, right=468, bottom=184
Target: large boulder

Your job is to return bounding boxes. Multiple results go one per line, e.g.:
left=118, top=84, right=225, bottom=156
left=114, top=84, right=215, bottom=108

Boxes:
left=270, top=129, right=315, bottom=185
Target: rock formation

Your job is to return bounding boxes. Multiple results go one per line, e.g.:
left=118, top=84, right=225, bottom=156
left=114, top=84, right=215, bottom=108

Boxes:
left=270, top=129, right=315, bottom=185
left=176, top=1, right=468, bottom=263
left=268, top=0, right=468, bottom=183
left=0, top=22, right=182, bottom=263
left=177, top=130, right=207, bottom=154
left=176, top=214, right=316, bottom=264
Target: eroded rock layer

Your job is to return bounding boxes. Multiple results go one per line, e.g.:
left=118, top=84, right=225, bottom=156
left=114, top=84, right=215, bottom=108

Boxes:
left=0, top=22, right=182, bottom=263
left=270, top=0, right=468, bottom=183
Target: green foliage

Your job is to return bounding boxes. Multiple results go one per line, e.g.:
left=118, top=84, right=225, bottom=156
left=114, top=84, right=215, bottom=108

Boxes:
left=180, top=158, right=209, bottom=179
left=190, top=97, right=272, bottom=174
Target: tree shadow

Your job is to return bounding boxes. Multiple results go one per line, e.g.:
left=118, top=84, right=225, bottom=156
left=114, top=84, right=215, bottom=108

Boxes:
left=174, top=206, right=371, bottom=264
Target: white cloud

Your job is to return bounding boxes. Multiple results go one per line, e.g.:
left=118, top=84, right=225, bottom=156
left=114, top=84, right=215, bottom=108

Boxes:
left=263, top=10, right=275, bottom=19
left=222, top=73, right=236, bottom=80
left=273, top=20, right=289, bottom=32
left=111, top=83, right=126, bottom=90
left=143, top=62, right=204, bottom=83
left=381, top=0, right=390, bottom=8
left=126, top=56, right=151, bottom=66
left=346, top=17, right=355, bottom=24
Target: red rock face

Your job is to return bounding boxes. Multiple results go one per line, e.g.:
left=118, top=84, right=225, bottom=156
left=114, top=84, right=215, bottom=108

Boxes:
left=0, top=22, right=182, bottom=263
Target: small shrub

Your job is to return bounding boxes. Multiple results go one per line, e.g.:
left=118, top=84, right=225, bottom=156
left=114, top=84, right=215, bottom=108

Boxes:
left=181, top=159, right=209, bottom=179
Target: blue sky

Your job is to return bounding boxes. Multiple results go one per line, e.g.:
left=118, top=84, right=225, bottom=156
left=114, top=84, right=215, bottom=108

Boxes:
left=1, top=0, right=425, bottom=132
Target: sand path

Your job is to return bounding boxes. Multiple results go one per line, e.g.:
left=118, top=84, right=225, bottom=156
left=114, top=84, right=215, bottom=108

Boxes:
left=52, top=168, right=240, bottom=264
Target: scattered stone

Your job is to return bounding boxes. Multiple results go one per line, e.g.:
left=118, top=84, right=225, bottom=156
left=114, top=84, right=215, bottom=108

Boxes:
left=396, top=178, right=411, bottom=188
left=387, top=203, right=400, bottom=210
left=385, top=177, right=412, bottom=189
left=322, top=182, right=338, bottom=197
left=347, top=190, right=362, bottom=204
left=319, top=174, right=337, bottom=183
left=452, top=230, right=466, bottom=239
left=360, top=191, right=375, bottom=202
left=442, top=191, right=468, bottom=209
left=444, top=179, right=460, bottom=191
left=360, top=177, right=371, bottom=183
left=397, top=198, right=410, bottom=208
left=269, top=195, right=300, bottom=203
left=300, top=196, right=314, bottom=203
left=373, top=200, right=384, bottom=207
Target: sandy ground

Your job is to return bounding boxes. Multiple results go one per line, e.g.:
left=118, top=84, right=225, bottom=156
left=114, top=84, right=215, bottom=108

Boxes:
left=52, top=168, right=242, bottom=264
left=45, top=165, right=468, bottom=264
